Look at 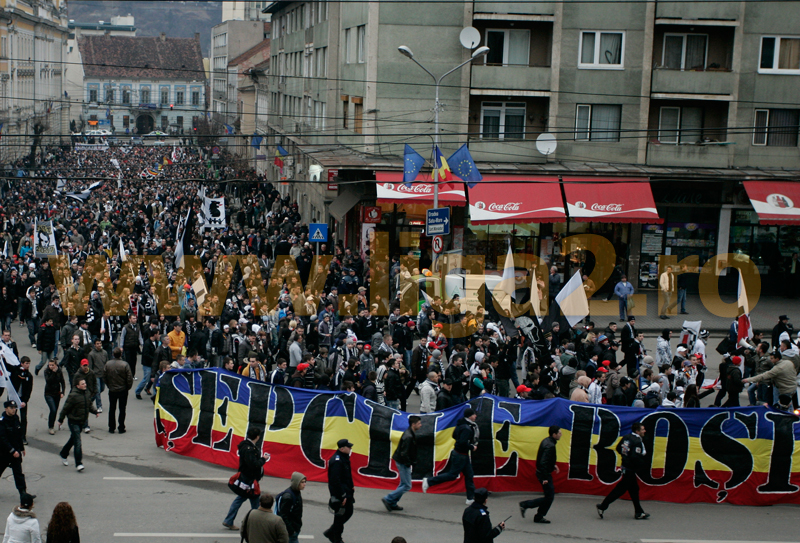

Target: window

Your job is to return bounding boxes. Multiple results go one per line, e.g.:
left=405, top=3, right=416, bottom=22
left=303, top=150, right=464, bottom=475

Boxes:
left=140, top=89, right=150, bottom=103
left=122, top=89, right=131, bottom=104
left=759, top=36, right=800, bottom=73
left=753, top=109, right=799, bottom=147
left=662, top=34, right=707, bottom=70
left=480, top=102, right=526, bottom=140
left=105, top=88, right=115, bottom=103
left=176, top=116, right=183, bottom=128
left=353, top=100, right=363, bottom=133
left=658, top=106, right=704, bottom=144
left=88, top=89, right=98, bottom=103
left=123, top=115, right=129, bottom=128
left=575, top=104, right=622, bottom=141
left=579, top=31, right=624, bottom=68
left=345, top=28, right=354, bottom=64
left=357, top=25, right=366, bottom=63
left=161, top=88, right=169, bottom=105
left=485, top=29, right=530, bottom=66
left=342, top=95, right=349, bottom=129
left=316, top=47, right=327, bottom=77
left=176, top=91, right=185, bottom=105
left=192, top=90, right=200, bottom=106
left=161, top=116, right=168, bottom=130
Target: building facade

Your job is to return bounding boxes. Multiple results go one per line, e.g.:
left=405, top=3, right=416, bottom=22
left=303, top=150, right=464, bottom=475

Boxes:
left=222, top=1, right=271, bottom=23
left=0, top=0, right=70, bottom=162
left=262, top=0, right=800, bottom=293
left=77, top=33, right=205, bottom=135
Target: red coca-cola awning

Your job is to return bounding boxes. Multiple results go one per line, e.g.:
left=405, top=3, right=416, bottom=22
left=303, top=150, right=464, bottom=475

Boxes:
left=468, top=177, right=566, bottom=224
left=375, top=172, right=466, bottom=206
left=743, top=181, right=800, bottom=225
left=563, top=178, right=661, bottom=223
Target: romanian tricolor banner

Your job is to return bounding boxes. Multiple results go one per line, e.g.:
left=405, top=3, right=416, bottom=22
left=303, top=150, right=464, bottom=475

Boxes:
left=154, top=368, right=800, bottom=506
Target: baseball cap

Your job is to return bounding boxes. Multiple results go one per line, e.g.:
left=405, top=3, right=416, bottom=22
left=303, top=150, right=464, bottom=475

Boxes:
left=363, top=344, right=371, bottom=351
left=516, top=385, right=532, bottom=394
left=406, top=320, right=416, bottom=327
left=81, top=359, right=89, bottom=366
left=337, top=438, right=354, bottom=448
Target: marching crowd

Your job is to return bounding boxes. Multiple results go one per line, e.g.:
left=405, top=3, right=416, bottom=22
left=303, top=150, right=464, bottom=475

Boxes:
left=0, top=140, right=799, bottom=542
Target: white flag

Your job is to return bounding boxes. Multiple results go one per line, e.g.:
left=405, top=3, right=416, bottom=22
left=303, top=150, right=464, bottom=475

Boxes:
left=0, top=341, right=20, bottom=367
left=192, top=276, right=208, bottom=306
left=174, top=207, right=191, bottom=269
left=33, top=219, right=58, bottom=257
left=737, top=268, right=749, bottom=315
left=0, top=357, right=22, bottom=406
left=555, top=271, right=590, bottom=328
left=2, top=240, right=7, bottom=259
left=119, top=238, right=127, bottom=262
left=202, top=196, right=227, bottom=229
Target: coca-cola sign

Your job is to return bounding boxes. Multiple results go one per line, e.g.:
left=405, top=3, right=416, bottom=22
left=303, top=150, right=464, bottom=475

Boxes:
left=590, top=203, right=624, bottom=212
left=396, top=184, right=433, bottom=194
left=487, top=202, right=522, bottom=211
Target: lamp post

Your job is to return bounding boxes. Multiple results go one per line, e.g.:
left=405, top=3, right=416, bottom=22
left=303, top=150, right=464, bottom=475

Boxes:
left=397, top=45, right=489, bottom=209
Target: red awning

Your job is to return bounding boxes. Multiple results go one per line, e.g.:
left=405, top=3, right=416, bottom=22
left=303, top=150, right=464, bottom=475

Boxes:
left=563, top=178, right=661, bottom=223
left=468, top=177, right=566, bottom=224
left=375, top=172, right=466, bottom=206
left=743, top=181, right=800, bottom=225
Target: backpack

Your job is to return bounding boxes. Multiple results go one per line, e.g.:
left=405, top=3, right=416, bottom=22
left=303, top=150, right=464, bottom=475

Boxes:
left=644, top=389, right=660, bottom=409
left=240, top=509, right=252, bottom=543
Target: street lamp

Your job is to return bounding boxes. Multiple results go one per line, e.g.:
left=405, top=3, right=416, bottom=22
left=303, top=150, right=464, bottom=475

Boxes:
left=397, top=45, right=489, bottom=208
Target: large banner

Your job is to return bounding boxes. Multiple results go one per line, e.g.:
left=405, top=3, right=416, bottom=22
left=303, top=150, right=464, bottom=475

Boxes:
left=154, top=368, right=800, bottom=506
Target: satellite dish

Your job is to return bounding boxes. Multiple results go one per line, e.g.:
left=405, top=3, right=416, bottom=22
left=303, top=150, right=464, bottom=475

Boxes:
left=459, top=27, right=481, bottom=50
left=536, top=133, right=557, bottom=156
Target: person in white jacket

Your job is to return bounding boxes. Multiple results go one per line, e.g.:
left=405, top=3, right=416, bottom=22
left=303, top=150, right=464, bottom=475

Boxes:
left=588, top=372, right=605, bottom=404
left=418, top=373, right=440, bottom=413
left=3, top=493, right=41, bottom=543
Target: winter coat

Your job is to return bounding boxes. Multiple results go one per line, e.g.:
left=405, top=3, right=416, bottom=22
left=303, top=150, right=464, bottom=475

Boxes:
left=2, top=507, right=41, bottom=543
left=43, top=367, right=65, bottom=398
left=419, top=379, right=438, bottom=413
left=58, top=387, right=97, bottom=425
left=36, top=324, right=57, bottom=354
left=104, top=358, right=133, bottom=393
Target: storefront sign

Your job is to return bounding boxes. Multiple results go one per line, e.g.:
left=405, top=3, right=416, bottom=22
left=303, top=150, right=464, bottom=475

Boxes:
left=362, top=206, right=382, bottom=224
left=156, top=368, right=800, bottom=506
left=327, top=169, right=339, bottom=191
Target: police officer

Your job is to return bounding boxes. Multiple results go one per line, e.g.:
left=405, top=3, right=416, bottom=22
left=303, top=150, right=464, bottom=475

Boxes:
left=324, top=438, right=354, bottom=543
left=596, top=422, right=650, bottom=520
left=0, top=400, right=34, bottom=501
left=463, top=488, right=505, bottom=543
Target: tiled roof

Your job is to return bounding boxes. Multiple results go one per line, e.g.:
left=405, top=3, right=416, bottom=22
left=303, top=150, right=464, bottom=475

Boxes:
left=78, top=35, right=204, bottom=80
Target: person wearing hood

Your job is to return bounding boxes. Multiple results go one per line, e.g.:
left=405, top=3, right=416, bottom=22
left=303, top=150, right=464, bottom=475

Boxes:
left=276, top=472, right=306, bottom=543
left=418, top=373, right=439, bottom=414
left=2, top=493, right=40, bottom=543
left=656, top=330, right=672, bottom=368
left=423, top=407, right=478, bottom=504
left=570, top=376, right=591, bottom=403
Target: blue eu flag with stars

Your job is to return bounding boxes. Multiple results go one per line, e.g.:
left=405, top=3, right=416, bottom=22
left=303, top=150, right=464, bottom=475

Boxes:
left=448, top=144, right=482, bottom=188
left=403, top=144, right=425, bottom=187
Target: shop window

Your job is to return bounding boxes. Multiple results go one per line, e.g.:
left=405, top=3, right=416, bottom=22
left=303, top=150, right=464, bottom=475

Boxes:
left=662, top=34, right=707, bottom=70
left=161, top=116, right=168, bottom=130
left=579, top=31, right=624, bottom=68
left=658, top=106, right=704, bottom=144
left=123, top=116, right=129, bottom=128
left=759, top=36, right=800, bottom=73
left=753, top=109, right=799, bottom=147
left=485, top=29, right=530, bottom=66
left=481, top=102, right=525, bottom=140
left=575, top=104, right=621, bottom=142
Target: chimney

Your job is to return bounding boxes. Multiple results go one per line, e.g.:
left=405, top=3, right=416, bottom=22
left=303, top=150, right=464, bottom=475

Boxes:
left=160, top=32, right=166, bottom=42
left=194, top=32, right=200, bottom=41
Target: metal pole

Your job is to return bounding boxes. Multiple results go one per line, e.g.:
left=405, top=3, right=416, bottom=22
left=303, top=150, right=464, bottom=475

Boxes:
left=433, top=80, right=440, bottom=209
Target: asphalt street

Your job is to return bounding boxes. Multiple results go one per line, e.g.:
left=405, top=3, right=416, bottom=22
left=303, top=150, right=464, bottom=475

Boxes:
left=3, top=335, right=797, bottom=543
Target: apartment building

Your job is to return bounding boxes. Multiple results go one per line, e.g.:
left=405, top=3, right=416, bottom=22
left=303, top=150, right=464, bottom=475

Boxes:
left=262, top=0, right=800, bottom=293
left=0, top=0, right=70, bottom=162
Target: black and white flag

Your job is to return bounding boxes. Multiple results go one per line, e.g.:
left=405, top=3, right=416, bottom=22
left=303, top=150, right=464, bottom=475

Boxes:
left=33, top=219, right=58, bottom=257
left=65, top=180, right=104, bottom=202
left=201, top=196, right=226, bottom=229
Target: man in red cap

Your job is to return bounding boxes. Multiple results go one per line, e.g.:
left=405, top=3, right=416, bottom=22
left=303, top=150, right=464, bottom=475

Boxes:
left=515, top=385, right=532, bottom=400
left=722, top=355, right=744, bottom=407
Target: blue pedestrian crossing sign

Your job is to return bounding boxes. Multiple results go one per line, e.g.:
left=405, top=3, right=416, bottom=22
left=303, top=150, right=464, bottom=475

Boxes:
left=309, top=223, right=328, bottom=242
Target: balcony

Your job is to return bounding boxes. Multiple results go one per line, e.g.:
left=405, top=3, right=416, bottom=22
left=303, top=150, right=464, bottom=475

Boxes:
left=647, top=141, right=734, bottom=168
left=468, top=138, right=548, bottom=164
left=655, top=1, right=740, bottom=22
left=651, top=68, right=734, bottom=97
left=471, top=65, right=550, bottom=93
left=474, top=0, right=554, bottom=17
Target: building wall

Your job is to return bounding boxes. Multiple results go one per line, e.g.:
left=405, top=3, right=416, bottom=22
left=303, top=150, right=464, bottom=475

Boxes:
left=210, top=20, right=265, bottom=122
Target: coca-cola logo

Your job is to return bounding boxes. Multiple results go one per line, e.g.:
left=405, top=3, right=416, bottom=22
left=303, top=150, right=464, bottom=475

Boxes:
left=575, top=201, right=587, bottom=209
left=488, top=202, right=522, bottom=211
left=474, top=201, right=486, bottom=210
left=591, top=203, right=624, bottom=212
left=767, top=193, right=794, bottom=209
left=397, top=184, right=432, bottom=194
left=383, top=183, right=395, bottom=190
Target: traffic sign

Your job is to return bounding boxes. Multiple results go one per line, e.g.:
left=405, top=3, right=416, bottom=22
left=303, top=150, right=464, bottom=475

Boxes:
left=309, top=223, right=328, bottom=242
left=432, top=235, right=444, bottom=254
left=426, top=207, right=450, bottom=236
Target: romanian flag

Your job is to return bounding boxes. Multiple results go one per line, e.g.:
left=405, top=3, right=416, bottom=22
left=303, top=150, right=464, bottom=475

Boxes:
left=433, top=146, right=455, bottom=182
left=163, top=157, right=173, bottom=166
left=274, top=145, right=288, bottom=171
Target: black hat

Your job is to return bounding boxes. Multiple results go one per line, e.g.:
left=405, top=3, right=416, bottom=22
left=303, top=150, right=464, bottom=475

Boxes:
left=627, top=315, right=636, bottom=321
left=464, top=407, right=476, bottom=418
left=337, top=438, right=354, bottom=449
left=780, top=315, right=789, bottom=321
left=444, top=378, right=455, bottom=386
left=779, top=393, right=792, bottom=405
left=19, top=493, right=34, bottom=509
left=474, top=488, right=491, bottom=503
left=3, top=400, right=17, bottom=409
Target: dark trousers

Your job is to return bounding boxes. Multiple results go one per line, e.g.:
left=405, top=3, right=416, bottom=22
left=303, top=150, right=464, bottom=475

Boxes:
left=520, top=475, right=555, bottom=518
left=327, top=500, right=353, bottom=542
left=427, top=451, right=475, bottom=500
left=599, top=469, right=644, bottom=516
left=124, top=348, right=138, bottom=378
left=624, top=351, right=637, bottom=378
left=60, top=422, right=83, bottom=465
left=722, top=390, right=741, bottom=407
left=19, top=405, right=27, bottom=440
left=108, top=390, right=129, bottom=431
left=0, top=455, right=26, bottom=494
left=45, top=394, right=61, bottom=429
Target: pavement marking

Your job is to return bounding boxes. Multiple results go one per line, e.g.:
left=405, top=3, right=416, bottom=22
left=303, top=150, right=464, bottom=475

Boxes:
left=104, top=477, right=229, bottom=481
left=643, top=540, right=793, bottom=543
left=114, top=535, right=313, bottom=539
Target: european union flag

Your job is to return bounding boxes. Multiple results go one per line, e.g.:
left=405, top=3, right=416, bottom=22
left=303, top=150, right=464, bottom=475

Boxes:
left=251, top=134, right=263, bottom=149
left=448, top=144, right=482, bottom=188
left=403, top=144, right=425, bottom=187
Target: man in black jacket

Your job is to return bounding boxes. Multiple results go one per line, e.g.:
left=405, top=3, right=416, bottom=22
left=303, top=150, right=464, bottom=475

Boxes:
left=137, top=329, right=158, bottom=399
left=620, top=316, right=638, bottom=377
left=223, top=428, right=269, bottom=530
left=597, top=422, right=650, bottom=520
left=276, top=471, right=306, bottom=542
left=520, top=425, right=561, bottom=523
left=0, top=400, right=33, bottom=502
left=382, top=415, right=421, bottom=512
left=324, top=438, right=355, bottom=543
left=423, top=407, right=478, bottom=504
left=436, top=379, right=457, bottom=410
left=10, top=357, right=33, bottom=444
left=463, top=488, right=505, bottom=543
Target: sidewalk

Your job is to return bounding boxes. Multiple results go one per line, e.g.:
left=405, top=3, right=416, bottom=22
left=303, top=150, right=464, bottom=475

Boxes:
left=586, top=290, right=788, bottom=334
